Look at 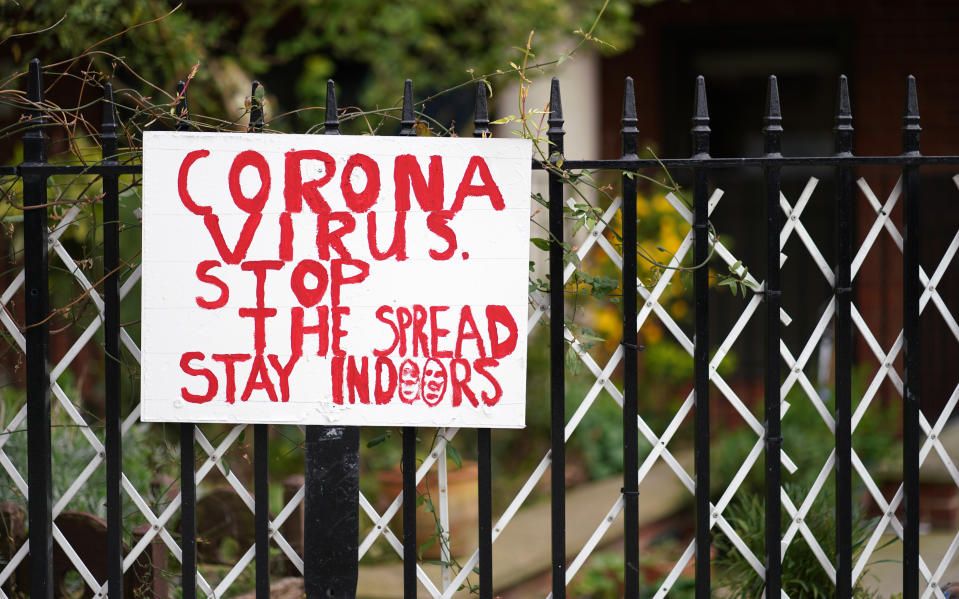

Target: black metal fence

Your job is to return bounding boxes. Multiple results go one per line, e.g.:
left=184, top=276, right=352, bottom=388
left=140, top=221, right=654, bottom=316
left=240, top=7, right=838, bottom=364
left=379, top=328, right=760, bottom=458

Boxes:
left=2, top=56, right=959, bottom=599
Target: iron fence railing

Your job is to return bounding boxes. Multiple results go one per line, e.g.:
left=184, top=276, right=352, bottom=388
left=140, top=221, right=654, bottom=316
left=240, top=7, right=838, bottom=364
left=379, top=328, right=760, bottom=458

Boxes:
left=2, top=56, right=959, bottom=599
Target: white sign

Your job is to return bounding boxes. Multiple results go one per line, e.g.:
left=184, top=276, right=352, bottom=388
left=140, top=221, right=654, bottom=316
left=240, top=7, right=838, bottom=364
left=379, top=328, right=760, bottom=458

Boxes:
left=141, top=132, right=531, bottom=428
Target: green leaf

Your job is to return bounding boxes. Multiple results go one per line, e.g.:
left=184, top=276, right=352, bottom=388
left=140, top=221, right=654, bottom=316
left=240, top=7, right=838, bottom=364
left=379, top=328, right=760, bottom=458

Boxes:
left=565, top=346, right=581, bottom=375
left=530, top=237, right=550, bottom=252
left=577, top=332, right=606, bottom=343
left=423, top=559, right=450, bottom=567
left=446, top=443, right=463, bottom=469
left=418, top=537, right=437, bottom=554
left=570, top=217, right=585, bottom=236
left=366, top=430, right=391, bottom=448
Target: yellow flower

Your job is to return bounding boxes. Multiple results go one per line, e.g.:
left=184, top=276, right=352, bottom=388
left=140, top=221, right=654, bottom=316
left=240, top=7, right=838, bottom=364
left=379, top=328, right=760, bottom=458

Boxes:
left=642, top=323, right=663, bottom=344
left=671, top=299, right=688, bottom=319
left=659, top=231, right=681, bottom=254
left=594, top=306, right=620, bottom=337
left=636, top=197, right=651, bottom=218
left=652, top=194, right=671, bottom=212
left=592, top=306, right=623, bottom=352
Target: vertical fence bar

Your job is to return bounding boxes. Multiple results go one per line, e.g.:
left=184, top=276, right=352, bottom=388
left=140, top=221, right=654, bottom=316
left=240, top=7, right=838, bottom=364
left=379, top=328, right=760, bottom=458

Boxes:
left=254, top=422, right=270, bottom=598
left=473, top=80, right=494, bottom=599
left=401, top=426, right=417, bottom=598
left=180, top=429, right=196, bottom=599
left=174, top=79, right=198, bottom=599
left=691, top=75, right=712, bottom=599
left=762, top=75, right=784, bottom=599
left=398, top=78, right=419, bottom=599
left=833, top=74, right=854, bottom=599
left=901, top=75, right=921, bottom=599
left=305, top=79, right=361, bottom=599
left=477, top=428, right=492, bottom=598
left=547, top=76, right=567, bottom=599
left=304, top=421, right=361, bottom=599
left=620, top=76, right=641, bottom=598
left=247, top=80, right=271, bottom=599
left=101, top=81, right=124, bottom=599
left=23, top=57, right=54, bottom=599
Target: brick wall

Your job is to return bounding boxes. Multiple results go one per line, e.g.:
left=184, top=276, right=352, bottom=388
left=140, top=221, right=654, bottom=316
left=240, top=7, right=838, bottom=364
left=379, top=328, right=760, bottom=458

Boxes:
left=599, top=0, right=959, bottom=418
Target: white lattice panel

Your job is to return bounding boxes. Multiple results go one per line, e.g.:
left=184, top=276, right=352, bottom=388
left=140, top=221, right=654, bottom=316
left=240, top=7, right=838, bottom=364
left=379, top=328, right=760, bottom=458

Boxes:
left=0, top=171, right=956, bottom=599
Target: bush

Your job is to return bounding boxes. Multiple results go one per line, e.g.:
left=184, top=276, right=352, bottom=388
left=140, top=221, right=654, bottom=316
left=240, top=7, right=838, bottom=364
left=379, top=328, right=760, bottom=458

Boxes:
left=712, top=485, right=882, bottom=599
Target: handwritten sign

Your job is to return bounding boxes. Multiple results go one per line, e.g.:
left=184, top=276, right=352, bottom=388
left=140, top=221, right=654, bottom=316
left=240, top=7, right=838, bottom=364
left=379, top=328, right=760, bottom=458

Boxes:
left=141, top=133, right=532, bottom=428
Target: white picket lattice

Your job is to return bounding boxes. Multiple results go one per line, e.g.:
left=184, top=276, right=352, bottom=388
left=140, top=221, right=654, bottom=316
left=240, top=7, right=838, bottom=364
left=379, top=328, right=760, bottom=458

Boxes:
left=0, top=172, right=956, bottom=598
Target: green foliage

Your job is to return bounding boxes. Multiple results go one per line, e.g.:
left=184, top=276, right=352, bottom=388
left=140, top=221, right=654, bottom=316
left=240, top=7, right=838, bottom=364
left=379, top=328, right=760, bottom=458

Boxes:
left=709, top=363, right=900, bottom=598
left=712, top=363, right=900, bottom=501
left=569, top=551, right=624, bottom=598
left=568, top=549, right=695, bottom=599
left=2, top=0, right=225, bottom=115
left=0, top=372, right=175, bottom=524
left=712, top=486, right=882, bottom=599
left=2, top=0, right=653, bottom=131
left=567, top=390, right=650, bottom=480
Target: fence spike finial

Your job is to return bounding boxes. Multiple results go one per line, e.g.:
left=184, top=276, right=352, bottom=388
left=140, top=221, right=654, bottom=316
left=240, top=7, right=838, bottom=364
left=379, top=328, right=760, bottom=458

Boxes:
left=834, top=75, right=853, bottom=155
left=102, top=82, right=117, bottom=131
left=548, top=77, right=564, bottom=136
left=903, top=75, right=921, bottom=155
left=621, top=77, right=638, bottom=158
left=905, top=74, right=919, bottom=118
left=249, top=80, right=264, bottom=133
left=764, top=75, right=782, bottom=123
left=622, top=77, right=637, bottom=122
left=400, top=79, right=415, bottom=136
left=25, top=58, right=47, bottom=157
left=175, top=80, right=189, bottom=132
left=325, top=79, right=340, bottom=135
left=763, top=75, right=782, bottom=155
left=836, top=75, right=851, bottom=118
left=101, top=83, right=118, bottom=161
left=28, top=57, right=44, bottom=104
left=694, top=75, right=709, bottom=121
left=691, top=75, right=710, bottom=157
left=473, top=81, right=490, bottom=138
